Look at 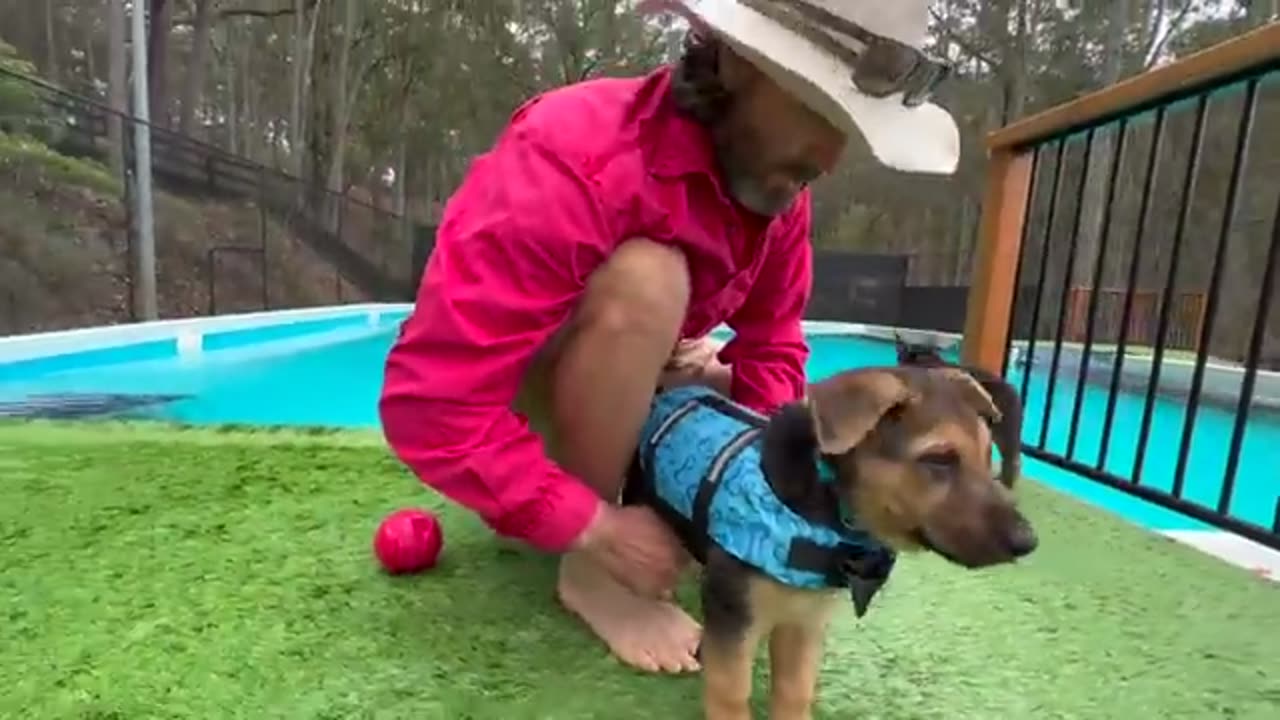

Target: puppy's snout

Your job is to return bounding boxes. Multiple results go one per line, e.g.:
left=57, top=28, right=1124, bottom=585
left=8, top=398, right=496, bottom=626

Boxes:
left=1005, top=520, right=1038, bottom=558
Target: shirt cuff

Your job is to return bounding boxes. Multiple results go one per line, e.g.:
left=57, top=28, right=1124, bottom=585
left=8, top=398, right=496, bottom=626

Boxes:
left=492, top=475, right=602, bottom=553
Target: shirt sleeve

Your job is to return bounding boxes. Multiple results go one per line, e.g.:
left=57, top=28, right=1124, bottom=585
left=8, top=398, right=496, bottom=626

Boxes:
left=718, top=193, right=813, bottom=414
left=378, top=124, right=611, bottom=554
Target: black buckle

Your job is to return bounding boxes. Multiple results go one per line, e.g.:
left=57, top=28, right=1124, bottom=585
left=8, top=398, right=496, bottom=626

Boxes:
left=840, top=545, right=897, bottom=618
left=786, top=539, right=896, bottom=617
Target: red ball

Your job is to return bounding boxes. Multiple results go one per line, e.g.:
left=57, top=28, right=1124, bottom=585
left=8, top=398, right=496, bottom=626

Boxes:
left=373, top=508, right=443, bottom=574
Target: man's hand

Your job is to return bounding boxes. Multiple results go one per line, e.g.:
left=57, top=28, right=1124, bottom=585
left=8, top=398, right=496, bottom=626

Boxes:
left=666, top=338, right=719, bottom=374
left=660, top=337, right=732, bottom=394
left=572, top=502, right=684, bottom=598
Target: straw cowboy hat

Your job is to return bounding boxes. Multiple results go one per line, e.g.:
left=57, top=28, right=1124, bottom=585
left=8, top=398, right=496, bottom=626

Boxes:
left=644, top=0, right=960, bottom=175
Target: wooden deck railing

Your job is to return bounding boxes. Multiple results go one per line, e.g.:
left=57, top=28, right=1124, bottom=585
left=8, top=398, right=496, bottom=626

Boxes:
left=958, top=19, right=1280, bottom=551
left=961, top=21, right=1280, bottom=374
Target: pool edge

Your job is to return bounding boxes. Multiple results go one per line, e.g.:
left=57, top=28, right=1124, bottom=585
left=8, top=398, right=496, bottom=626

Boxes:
left=0, top=303, right=413, bottom=375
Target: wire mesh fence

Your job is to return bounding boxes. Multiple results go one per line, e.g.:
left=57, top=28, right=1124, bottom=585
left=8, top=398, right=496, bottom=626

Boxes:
left=0, top=66, right=427, bottom=336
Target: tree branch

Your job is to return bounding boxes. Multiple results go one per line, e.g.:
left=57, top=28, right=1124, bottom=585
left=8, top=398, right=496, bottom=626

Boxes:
left=222, top=7, right=294, bottom=19
left=1140, top=0, right=1167, bottom=58
left=577, top=55, right=602, bottom=81
left=1144, top=0, right=1197, bottom=68
left=929, top=8, right=999, bottom=69
left=174, top=4, right=308, bottom=26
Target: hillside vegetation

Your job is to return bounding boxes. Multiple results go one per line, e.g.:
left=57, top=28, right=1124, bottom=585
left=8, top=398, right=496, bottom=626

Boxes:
left=0, top=44, right=357, bottom=335
left=0, top=129, right=354, bottom=335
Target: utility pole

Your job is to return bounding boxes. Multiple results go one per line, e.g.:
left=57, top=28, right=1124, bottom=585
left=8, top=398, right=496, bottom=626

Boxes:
left=130, top=0, right=158, bottom=320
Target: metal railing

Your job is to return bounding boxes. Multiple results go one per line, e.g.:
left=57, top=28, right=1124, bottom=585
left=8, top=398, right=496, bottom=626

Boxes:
left=0, top=66, right=428, bottom=335
left=963, top=22, right=1280, bottom=550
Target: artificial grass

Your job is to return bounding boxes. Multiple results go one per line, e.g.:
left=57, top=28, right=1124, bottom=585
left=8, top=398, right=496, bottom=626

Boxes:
left=1, top=422, right=1278, bottom=720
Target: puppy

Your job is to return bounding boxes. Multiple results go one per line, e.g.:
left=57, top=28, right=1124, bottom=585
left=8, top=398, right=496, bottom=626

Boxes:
left=625, top=366, right=1038, bottom=720
left=893, top=334, right=1025, bottom=489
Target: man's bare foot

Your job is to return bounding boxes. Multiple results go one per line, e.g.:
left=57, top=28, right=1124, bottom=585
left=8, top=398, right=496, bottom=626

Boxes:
left=557, top=550, right=702, bottom=674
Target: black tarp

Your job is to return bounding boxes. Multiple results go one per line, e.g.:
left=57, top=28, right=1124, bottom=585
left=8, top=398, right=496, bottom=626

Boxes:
left=807, top=251, right=909, bottom=326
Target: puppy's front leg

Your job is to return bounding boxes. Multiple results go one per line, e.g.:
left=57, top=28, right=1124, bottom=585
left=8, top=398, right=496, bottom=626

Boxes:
left=702, top=631, right=761, bottom=720
left=701, top=549, right=761, bottom=720
left=767, top=618, right=831, bottom=720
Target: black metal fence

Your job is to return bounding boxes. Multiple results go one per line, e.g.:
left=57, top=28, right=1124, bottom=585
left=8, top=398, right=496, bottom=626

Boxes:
left=414, top=238, right=975, bottom=333
left=3, top=62, right=975, bottom=339
left=1000, top=55, right=1280, bottom=549
left=0, top=66, right=427, bottom=335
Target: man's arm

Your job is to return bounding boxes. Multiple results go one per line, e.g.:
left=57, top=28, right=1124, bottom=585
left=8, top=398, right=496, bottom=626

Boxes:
left=718, top=193, right=814, bottom=414
left=379, top=126, right=613, bottom=554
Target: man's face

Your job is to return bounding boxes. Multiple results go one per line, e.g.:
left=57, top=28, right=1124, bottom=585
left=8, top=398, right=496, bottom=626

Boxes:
left=711, top=47, right=847, bottom=217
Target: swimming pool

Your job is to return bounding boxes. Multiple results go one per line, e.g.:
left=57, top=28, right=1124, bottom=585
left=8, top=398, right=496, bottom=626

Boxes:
left=0, top=314, right=906, bottom=427
left=0, top=306, right=407, bottom=427
left=0, top=306, right=1274, bottom=539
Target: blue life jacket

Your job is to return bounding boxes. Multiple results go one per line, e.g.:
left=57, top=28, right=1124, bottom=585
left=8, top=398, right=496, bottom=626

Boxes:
left=630, top=385, right=897, bottom=616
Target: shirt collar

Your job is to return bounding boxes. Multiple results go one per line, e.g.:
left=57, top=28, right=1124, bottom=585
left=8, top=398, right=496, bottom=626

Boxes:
left=639, top=65, right=807, bottom=233
left=643, top=67, right=725, bottom=183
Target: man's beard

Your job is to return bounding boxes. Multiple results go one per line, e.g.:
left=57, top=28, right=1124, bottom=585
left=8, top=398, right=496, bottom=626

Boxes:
left=712, top=125, right=797, bottom=217
left=725, top=170, right=794, bottom=217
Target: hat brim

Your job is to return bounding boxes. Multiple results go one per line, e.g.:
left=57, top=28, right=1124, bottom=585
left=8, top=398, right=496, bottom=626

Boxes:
left=683, top=0, right=960, bottom=175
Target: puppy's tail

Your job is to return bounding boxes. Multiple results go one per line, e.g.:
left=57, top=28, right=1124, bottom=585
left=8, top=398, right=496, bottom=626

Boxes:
left=893, top=332, right=912, bottom=364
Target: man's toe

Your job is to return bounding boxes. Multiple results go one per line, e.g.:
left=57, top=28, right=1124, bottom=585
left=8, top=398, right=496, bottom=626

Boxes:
left=630, top=651, right=662, bottom=674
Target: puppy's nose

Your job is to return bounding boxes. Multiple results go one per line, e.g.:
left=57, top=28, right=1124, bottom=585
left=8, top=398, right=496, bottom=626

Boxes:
left=1006, top=522, right=1038, bottom=557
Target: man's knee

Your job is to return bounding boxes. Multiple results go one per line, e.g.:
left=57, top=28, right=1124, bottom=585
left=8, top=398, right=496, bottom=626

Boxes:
left=579, top=238, right=691, bottom=341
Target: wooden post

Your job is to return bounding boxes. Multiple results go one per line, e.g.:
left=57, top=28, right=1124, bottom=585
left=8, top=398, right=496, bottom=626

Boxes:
left=961, top=149, right=1035, bottom=374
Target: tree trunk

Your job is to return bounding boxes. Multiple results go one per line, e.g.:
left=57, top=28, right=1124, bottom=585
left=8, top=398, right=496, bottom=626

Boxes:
left=84, top=5, right=97, bottom=88
left=393, top=119, right=408, bottom=219
left=303, top=1, right=322, bottom=148
left=325, top=0, right=359, bottom=198
left=1072, top=0, right=1129, bottom=289
left=1005, top=0, right=1029, bottom=122
left=179, top=0, right=215, bottom=137
left=300, top=0, right=327, bottom=190
left=394, top=118, right=409, bottom=280
left=107, top=0, right=127, bottom=182
left=302, top=0, right=337, bottom=221
left=242, top=37, right=255, bottom=161
left=289, top=0, right=308, bottom=172
left=147, top=0, right=173, bottom=127
left=226, top=23, right=238, bottom=155
left=44, top=0, right=59, bottom=82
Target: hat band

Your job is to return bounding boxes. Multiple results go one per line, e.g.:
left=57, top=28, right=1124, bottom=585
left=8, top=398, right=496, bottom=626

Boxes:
left=739, top=0, right=951, bottom=108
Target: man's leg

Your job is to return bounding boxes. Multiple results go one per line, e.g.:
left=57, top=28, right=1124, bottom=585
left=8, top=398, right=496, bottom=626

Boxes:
left=516, top=238, right=702, bottom=674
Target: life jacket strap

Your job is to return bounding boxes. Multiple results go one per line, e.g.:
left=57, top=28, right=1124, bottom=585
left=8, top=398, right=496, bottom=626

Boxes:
left=786, top=537, right=898, bottom=617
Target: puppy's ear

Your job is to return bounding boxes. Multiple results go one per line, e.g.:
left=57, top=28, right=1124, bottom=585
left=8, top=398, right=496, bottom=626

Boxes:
left=806, top=369, right=917, bottom=454
left=928, top=367, right=1003, bottom=424
left=760, top=401, right=824, bottom=506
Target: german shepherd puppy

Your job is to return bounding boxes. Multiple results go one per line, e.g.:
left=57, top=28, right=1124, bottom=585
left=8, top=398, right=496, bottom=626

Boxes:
left=893, top=334, right=1025, bottom=489
left=625, top=366, right=1038, bottom=720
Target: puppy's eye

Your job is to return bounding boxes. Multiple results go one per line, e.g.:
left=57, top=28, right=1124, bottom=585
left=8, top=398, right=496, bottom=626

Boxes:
left=919, top=450, right=960, bottom=470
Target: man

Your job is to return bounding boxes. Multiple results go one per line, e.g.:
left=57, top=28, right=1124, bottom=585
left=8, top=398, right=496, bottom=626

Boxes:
left=380, top=0, right=959, bottom=675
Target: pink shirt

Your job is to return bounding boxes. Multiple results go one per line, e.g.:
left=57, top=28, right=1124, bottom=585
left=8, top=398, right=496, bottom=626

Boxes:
left=379, top=65, right=813, bottom=553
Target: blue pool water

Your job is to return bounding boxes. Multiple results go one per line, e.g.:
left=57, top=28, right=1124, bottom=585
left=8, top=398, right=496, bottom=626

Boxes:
left=0, top=321, right=1274, bottom=535
left=0, top=324, right=396, bottom=427
left=807, top=337, right=1273, bottom=533
left=1005, top=359, right=1278, bottom=532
